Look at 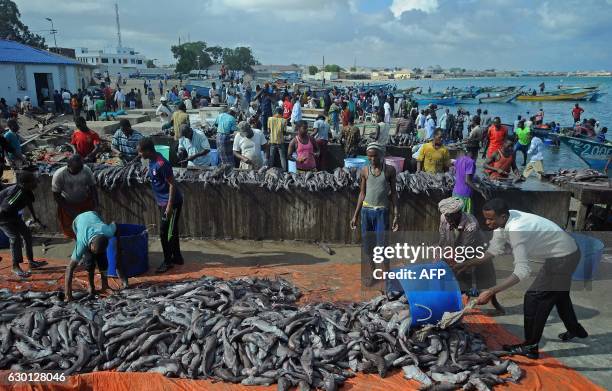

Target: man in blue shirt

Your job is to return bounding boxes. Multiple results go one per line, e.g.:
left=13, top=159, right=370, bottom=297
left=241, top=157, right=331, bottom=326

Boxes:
left=139, top=137, right=184, bottom=273
left=111, top=119, right=144, bottom=161
left=64, top=211, right=124, bottom=301
left=214, top=107, right=237, bottom=165
left=4, top=119, right=26, bottom=162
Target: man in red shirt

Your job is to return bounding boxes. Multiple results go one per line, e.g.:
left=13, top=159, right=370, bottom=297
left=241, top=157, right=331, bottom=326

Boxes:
left=572, top=104, right=584, bottom=124
left=483, top=117, right=508, bottom=158
left=71, top=117, right=101, bottom=162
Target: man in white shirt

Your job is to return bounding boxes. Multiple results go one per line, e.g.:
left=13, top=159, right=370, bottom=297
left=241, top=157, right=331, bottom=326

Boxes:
left=424, top=109, right=436, bottom=139
left=523, top=136, right=545, bottom=179
left=178, top=124, right=211, bottom=167
left=114, top=88, right=125, bottom=110
left=383, top=99, right=391, bottom=124
left=291, top=97, right=302, bottom=124
left=456, top=199, right=587, bottom=359
left=155, top=97, right=173, bottom=126
left=233, top=121, right=268, bottom=170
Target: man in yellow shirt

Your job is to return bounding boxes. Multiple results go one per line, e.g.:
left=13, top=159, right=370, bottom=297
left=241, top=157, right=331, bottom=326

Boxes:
left=267, top=108, right=287, bottom=171
left=171, top=103, right=189, bottom=140
left=417, top=128, right=450, bottom=173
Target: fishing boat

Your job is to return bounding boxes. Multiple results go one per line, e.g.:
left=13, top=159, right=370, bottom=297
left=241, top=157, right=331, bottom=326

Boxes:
left=516, top=90, right=590, bottom=101
left=478, top=91, right=521, bottom=104
left=558, top=135, right=612, bottom=170
left=413, top=96, right=457, bottom=105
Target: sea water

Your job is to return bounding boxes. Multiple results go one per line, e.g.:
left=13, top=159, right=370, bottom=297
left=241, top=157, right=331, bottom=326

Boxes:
left=391, top=76, right=611, bottom=171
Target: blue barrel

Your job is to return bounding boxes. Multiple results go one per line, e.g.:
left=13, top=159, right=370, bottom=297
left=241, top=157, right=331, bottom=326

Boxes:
left=344, top=158, right=367, bottom=169
left=386, top=261, right=463, bottom=327
left=570, top=233, right=604, bottom=280
left=106, top=224, right=149, bottom=278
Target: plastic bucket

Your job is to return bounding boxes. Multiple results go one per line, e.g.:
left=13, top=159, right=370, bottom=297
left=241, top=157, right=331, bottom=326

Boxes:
left=570, top=233, right=604, bottom=280
left=386, top=261, right=463, bottom=327
left=209, top=149, right=219, bottom=166
left=385, top=156, right=405, bottom=173
left=344, top=158, right=367, bottom=169
left=154, top=145, right=170, bottom=160
left=356, top=155, right=369, bottom=164
left=107, top=224, right=149, bottom=278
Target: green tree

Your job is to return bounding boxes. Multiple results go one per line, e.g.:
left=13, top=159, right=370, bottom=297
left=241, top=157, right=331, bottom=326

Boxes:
left=324, top=64, right=343, bottom=72
left=412, top=67, right=423, bottom=74
left=349, top=66, right=356, bottom=72
left=171, top=41, right=213, bottom=73
left=308, top=65, right=318, bottom=75
left=146, top=59, right=156, bottom=68
left=205, top=46, right=224, bottom=63
left=0, top=0, right=46, bottom=49
left=221, top=46, right=258, bottom=72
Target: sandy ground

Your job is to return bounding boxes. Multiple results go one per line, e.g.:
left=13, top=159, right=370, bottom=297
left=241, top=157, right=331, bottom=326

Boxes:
left=0, top=235, right=609, bottom=387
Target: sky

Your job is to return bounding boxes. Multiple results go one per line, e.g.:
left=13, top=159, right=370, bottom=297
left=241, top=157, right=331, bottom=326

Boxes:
left=14, top=0, right=612, bottom=71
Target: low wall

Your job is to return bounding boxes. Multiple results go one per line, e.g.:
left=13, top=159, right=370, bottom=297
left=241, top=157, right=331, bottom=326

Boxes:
left=32, top=175, right=571, bottom=243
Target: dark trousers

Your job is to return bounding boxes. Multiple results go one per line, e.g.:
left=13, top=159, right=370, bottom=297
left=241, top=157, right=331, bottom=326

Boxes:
left=0, top=218, right=33, bottom=266
left=261, top=113, right=271, bottom=133
left=268, top=143, right=287, bottom=171
left=514, top=143, right=529, bottom=165
left=159, top=203, right=183, bottom=265
left=315, top=139, right=328, bottom=171
left=523, top=249, right=585, bottom=345
left=86, top=109, right=97, bottom=121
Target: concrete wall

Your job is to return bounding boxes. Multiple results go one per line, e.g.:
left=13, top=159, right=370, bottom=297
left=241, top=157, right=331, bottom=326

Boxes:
left=31, top=175, right=571, bottom=243
left=0, top=63, right=91, bottom=107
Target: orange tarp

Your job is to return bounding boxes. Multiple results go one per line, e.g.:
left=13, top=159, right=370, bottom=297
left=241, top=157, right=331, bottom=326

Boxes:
left=0, top=254, right=604, bottom=391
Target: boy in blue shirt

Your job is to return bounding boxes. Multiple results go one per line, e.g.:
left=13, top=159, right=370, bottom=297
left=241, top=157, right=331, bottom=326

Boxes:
left=138, top=137, right=184, bottom=273
left=64, top=211, right=125, bottom=301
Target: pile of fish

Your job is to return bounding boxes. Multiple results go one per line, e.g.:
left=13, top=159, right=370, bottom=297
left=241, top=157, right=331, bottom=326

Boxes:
left=90, top=160, right=147, bottom=191
left=0, top=277, right=522, bottom=390
left=396, top=171, right=455, bottom=194
left=547, top=169, right=610, bottom=186
left=474, top=176, right=518, bottom=199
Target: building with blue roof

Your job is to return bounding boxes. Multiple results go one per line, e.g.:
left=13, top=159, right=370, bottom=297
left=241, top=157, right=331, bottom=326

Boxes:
left=0, top=39, right=93, bottom=109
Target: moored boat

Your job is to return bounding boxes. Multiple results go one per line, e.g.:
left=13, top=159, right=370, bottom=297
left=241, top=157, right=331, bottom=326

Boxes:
left=558, top=135, right=612, bottom=170
left=413, top=96, right=458, bottom=105
left=516, top=91, right=590, bottom=101
left=478, top=92, right=520, bottom=103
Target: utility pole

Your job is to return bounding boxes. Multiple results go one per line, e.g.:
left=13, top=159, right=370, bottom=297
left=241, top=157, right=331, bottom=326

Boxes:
left=322, top=55, right=325, bottom=86
left=45, top=18, right=57, bottom=48
left=115, top=2, right=122, bottom=48
left=197, top=55, right=201, bottom=72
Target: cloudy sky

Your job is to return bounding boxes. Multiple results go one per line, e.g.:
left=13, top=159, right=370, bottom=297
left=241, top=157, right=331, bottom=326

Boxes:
left=14, top=0, right=612, bottom=71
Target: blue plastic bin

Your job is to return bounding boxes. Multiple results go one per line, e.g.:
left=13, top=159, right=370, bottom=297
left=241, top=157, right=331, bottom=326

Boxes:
left=344, top=158, right=367, bottom=169
left=106, top=224, right=149, bottom=278
left=386, top=261, right=463, bottom=327
left=570, top=233, right=604, bottom=281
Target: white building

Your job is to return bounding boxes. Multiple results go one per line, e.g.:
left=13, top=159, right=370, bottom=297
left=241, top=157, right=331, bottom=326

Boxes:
left=75, top=46, right=146, bottom=75
left=0, top=39, right=93, bottom=108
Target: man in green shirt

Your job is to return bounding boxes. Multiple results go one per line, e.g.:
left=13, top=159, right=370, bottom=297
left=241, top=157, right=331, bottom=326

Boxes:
left=514, top=119, right=531, bottom=166
left=94, top=97, right=106, bottom=119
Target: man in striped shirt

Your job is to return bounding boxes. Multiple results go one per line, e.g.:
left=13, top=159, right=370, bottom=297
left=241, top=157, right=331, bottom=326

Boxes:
left=112, top=119, right=144, bottom=161
left=0, top=172, right=47, bottom=277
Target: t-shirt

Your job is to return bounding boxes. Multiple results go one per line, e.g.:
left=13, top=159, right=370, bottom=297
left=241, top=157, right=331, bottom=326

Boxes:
left=313, top=119, right=330, bottom=140
left=452, top=155, right=475, bottom=197
left=178, top=130, right=211, bottom=167
left=0, top=185, right=34, bottom=221
left=233, top=129, right=267, bottom=162
left=267, top=116, right=286, bottom=145
left=148, top=153, right=183, bottom=206
left=71, top=211, right=116, bottom=261
left=51, top=165, right=95, bottom=203
left=215, top=113, right=237, bottom=134
left=3, top=130, right=21, bottom=159
left=515, top=127, right=531, bottom=146
left=71, top=129, right=101, bottom=157
left=417, top=142, right=449, bottom=173
left=172, top=111, right=189, bottom=140
left=95, top=99, right=105, bottom=113
left=112, top=129, right=144, bottom=160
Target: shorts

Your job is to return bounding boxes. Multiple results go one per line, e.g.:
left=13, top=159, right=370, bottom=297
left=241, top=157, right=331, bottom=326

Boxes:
left=79, top=250, right=108, bottom=272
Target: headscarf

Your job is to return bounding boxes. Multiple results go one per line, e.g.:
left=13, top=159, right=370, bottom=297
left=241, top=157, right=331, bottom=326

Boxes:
left=438, top=197, right=464, bottom=215
left=366, top=142, right=385, bottom=166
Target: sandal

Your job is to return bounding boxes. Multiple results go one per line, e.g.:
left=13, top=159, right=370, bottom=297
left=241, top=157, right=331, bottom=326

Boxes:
left=155, top=262, right=173, bottom=273
left=29, top=260, right=48, bottom=269
left=13, top=268, right=31, bottom=278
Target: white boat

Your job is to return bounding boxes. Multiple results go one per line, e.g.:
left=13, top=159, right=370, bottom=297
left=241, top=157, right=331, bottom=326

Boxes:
left=477, top=91, right=520, bottom=103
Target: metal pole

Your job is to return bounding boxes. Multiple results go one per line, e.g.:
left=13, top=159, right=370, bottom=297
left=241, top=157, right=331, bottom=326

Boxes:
left=45, top=18, right=57, bottom=48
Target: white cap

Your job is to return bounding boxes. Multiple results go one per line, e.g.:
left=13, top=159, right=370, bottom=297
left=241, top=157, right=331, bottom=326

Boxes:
left=24, top=96, right=30, bottom=100
left=160, top=96, right=167, bottom=102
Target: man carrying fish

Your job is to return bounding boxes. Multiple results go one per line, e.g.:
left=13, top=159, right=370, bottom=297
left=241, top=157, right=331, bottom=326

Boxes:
left=65, top=211, right=126, bottom=301
left=455, top=199, right=588, bottom=358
